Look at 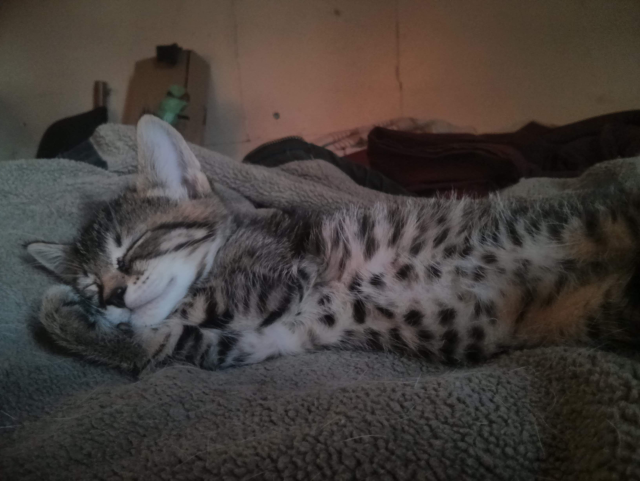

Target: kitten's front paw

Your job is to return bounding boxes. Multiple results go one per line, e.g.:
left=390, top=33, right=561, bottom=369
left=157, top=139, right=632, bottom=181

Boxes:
left=40, top=285, right=97, bottom=345
left=39, top=284, right=148, bottom=371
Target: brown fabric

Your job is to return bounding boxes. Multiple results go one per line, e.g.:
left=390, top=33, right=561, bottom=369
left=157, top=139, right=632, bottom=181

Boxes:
left=367, top=110, right=640, bottom=197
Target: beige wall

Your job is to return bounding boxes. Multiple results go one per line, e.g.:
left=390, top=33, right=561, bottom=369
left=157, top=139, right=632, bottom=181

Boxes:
left=1, top=0, right=639, bottom=161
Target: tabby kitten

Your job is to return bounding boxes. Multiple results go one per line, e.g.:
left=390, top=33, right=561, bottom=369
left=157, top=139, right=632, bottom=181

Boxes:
left=27, top=115, right=640, bottom=373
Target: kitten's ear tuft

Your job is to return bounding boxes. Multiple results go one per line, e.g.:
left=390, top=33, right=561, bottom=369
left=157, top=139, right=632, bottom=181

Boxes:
left=26, top=242, right=71, bottom=277
left=135, top=115, right=212, bottom=200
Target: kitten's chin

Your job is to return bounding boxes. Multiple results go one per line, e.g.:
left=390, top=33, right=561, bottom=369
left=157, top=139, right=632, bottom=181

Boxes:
left=132, top=276, right=176, bottom=311
left=129, top=275, right=191, bottom=328
left=103, top=305, right=132, bottom=325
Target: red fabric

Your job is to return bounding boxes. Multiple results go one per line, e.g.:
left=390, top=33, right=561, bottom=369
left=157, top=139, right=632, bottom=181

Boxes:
left=344, top=149, right=370, bottom=167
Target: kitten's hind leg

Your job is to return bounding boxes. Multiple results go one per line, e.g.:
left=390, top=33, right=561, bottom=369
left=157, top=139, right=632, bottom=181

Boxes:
left=561, top=193, right=640, bottom=344
left=498, top=190, right=640, bottom=347
left=532, top=191, right=640, bottom=345
left=595, top=265, right=640, bottom=345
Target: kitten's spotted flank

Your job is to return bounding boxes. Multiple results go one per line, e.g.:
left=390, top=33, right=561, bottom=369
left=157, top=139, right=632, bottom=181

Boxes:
left=27, top=115, right=640, bottom=372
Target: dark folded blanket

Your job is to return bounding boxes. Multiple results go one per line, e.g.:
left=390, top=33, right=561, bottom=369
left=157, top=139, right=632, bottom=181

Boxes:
left=368, top=110, right=640, bottom=196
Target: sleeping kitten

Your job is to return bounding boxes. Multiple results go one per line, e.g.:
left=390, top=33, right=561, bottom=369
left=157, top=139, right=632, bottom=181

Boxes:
left=27, top=115, right=640, bottom=372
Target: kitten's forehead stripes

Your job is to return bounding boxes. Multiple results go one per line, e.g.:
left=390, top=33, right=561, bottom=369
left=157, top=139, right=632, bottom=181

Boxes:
left=126, top=232, right=218, bottom=265
left=150, top=221, right=216, bottom=232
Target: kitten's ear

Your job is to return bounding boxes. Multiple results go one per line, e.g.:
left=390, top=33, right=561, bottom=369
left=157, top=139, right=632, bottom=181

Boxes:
left=135, top=115, right=212, bottom=200
left=26, top=242, right=71, bottom=277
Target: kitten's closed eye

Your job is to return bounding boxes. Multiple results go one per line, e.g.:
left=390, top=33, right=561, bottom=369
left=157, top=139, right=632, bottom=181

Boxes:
left=116, top=257, right=127, bottom=272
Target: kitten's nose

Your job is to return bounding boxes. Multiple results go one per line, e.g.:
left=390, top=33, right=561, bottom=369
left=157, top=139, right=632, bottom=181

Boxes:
left=105, top=286, right=127, bottom=308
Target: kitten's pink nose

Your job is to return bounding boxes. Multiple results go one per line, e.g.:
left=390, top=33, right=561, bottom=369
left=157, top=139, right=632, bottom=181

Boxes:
left=104, top=286, right=127, bottom=308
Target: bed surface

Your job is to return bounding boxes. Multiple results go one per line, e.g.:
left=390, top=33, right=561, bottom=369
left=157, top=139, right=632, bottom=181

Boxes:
left=2, top=125, right=640, bottom=480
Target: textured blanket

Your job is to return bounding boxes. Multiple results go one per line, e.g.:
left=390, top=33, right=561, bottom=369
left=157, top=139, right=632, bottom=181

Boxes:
left=1, top=124, right=640, bottom=480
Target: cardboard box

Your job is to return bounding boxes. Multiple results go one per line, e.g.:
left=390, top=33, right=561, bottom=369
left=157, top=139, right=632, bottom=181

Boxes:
left=123, top=50, right=209, bottom=145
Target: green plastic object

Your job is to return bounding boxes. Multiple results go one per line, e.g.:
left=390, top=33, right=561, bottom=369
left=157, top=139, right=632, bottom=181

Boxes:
left=157, top=84, right=189, bottom=125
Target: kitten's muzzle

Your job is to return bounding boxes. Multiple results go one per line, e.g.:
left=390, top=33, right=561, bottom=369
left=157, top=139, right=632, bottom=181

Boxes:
left=104, top=286, right=127, bottom=308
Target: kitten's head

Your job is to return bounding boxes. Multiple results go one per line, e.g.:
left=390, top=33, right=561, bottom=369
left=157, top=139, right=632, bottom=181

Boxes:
left=27, top=115, right=229, bottom=328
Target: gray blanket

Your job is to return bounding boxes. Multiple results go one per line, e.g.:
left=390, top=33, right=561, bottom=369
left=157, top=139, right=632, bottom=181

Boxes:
left=2, top=124, right=640, bottom=480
